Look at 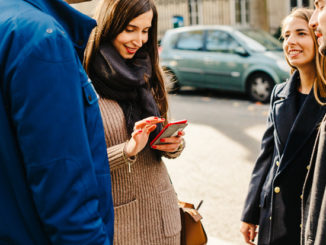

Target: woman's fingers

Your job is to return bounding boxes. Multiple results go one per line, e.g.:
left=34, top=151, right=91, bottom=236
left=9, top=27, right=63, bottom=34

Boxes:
left=131, top=129, right=143, bottom=137
left=151, top=143, right=179, bottom=152
left=240, top=222, right=256, bottom=245
left=249, top=226, right=257, bottom=242
left=158, top=136, right=182, bottom=144
left=134, top=117, right=165, bottom=130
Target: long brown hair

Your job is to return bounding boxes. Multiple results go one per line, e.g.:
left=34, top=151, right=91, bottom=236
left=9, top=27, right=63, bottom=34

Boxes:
left=281, top=8, right=326, bottom=104
left=84, top=0, right=169, bottom=119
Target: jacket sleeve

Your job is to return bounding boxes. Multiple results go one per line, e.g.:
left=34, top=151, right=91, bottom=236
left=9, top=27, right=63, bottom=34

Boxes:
left=8, top=27, right=111, bottom=244
left=241, top=86, right=277, bottom=225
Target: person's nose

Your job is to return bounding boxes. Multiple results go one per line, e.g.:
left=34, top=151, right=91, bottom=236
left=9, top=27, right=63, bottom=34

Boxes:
left=132, top=32, right=143, bottom=48
left=286, top=34, right=297, bottom=46
left=309, top=9, right=318, bottom=30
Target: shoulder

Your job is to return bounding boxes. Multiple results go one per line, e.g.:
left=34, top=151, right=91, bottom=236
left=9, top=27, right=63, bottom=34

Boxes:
left=2, top=3, right=74, bottom=64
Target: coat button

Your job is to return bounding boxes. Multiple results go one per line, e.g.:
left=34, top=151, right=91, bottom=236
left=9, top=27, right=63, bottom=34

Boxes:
left=276, top=161, right=280, bottom=166
left=274, top=187, right=280, bottom=193
left=306, top=165, right=310, bottom=170
left=300, top=194, right=303, bottom=199
left=269, top=216, right=272, bottom=220
left=300, top=224, right=302, bottom=228
left=88, top=95, right=92, bottom=101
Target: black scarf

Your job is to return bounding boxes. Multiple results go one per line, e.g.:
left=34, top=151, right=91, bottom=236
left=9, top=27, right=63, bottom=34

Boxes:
left=89, top=43, right=163, bottom=145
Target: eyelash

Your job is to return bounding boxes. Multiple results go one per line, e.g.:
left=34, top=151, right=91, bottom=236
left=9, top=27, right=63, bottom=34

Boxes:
left=125, top=29, right=149, bottom=33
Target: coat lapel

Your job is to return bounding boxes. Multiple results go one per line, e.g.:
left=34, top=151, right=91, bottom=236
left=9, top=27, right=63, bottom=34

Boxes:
left=272, top=72, right=298, bottom=155
left=278, top=86, right=326, bottom=174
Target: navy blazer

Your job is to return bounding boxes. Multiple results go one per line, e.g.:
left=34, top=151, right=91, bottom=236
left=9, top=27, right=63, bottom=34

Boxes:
left=241, top=71, right=326, bottom=245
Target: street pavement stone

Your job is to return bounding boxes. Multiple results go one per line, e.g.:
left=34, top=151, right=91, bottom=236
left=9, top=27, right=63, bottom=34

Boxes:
left=165, top=122, right=266, bottom=244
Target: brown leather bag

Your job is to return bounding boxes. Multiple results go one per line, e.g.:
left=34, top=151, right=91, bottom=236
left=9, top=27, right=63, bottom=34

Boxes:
left=179, top=200, right=207, bottom=245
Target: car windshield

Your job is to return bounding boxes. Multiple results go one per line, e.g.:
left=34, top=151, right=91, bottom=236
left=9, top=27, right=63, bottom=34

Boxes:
left=235, top=29, right=283, bottom=52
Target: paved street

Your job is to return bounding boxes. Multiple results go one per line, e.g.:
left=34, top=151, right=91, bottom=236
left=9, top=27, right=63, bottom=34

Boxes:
left=164, top=89, right=270, bottom=245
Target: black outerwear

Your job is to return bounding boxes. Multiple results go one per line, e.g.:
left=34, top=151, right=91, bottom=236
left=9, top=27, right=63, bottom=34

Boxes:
left=241, top=71, right=326, bottom=245
left=301, top=114, right=326, bottom=245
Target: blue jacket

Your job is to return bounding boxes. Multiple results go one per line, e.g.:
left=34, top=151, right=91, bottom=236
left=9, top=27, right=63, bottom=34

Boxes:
left=0, top=0, right=114, bottom=244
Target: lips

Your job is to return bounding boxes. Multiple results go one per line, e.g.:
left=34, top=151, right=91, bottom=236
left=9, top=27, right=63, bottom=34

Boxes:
left=287, top=49, right=302, bottom=58
left=125, top=46, right=138, bottom=54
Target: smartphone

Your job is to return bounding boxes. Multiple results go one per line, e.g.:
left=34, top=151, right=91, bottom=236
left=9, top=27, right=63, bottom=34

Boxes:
left=150, top=119, right=188, bottom=146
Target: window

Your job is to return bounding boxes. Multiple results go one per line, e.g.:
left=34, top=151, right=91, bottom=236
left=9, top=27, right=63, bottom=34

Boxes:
left=188, top=0, right=200, bottom=25
left=206, top=30, right=241, bottom=53
left=235, top=0, right=250, bottom=25
left=175, top=30, right=204, bottom=50
left=291, top=0, right=310, bottom=8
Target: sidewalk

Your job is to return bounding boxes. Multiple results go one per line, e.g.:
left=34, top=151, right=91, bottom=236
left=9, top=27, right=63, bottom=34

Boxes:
left=207, top=236, right=237, bottom=245
left=165, top=122, right=265, bottom=244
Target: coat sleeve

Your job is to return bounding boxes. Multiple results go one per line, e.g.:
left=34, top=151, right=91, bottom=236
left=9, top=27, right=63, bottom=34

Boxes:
left=241, top=86, right=278, bottom=225
left=8, top=26, right=111, bottom=244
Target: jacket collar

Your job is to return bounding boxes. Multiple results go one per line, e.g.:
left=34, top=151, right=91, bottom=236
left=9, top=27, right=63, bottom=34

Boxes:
left=277, top=70, right=300, bottom=99
left=23, top=0, right=96, bottom=59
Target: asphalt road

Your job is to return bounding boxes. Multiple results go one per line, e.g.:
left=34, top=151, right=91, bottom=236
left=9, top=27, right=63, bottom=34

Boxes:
left=164, top=88, right=270, bottom=245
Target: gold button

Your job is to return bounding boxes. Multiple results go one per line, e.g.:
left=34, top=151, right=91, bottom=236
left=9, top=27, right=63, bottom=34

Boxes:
left=276, top=161, right=280, bottom=166
left=300, top=224, right=302, bottom=228
left=306, top=165, right=310, bottom=170
left=274, top=187, right=280, bottom=193
left=269, top=216, right=272, bottom=220
left=300, top=194, right=303, bottom=199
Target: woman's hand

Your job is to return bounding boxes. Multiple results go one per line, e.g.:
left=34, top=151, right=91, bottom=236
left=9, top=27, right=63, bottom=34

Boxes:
left=124, top=117, right=165, bottom=157
left=240, top=222, right=257, bottom=245
left=151, top=131, right=185, bottom=152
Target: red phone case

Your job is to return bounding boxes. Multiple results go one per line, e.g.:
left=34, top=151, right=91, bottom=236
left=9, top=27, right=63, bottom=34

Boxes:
left=150, top=119, right=188, bottom=146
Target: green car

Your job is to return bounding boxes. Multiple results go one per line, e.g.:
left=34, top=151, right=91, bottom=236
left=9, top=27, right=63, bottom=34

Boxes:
left=160, top=25, right=290, bottom=103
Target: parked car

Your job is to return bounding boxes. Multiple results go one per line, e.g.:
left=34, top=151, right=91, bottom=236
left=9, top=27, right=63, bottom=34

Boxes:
left=160, top=25, right=290, bottom=103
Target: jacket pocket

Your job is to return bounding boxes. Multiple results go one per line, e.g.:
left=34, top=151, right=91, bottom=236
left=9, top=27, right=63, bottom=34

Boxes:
left=114, top=199, right=140, bottom=245
left=82, top=79, right=99, bottom=105
left=159, top=188, right=182, bottom=237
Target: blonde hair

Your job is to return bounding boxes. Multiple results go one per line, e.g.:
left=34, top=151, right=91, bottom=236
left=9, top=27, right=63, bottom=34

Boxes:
left=281, top=8, right=326, bottom=105
left=84, top=0, right=169, bottom=120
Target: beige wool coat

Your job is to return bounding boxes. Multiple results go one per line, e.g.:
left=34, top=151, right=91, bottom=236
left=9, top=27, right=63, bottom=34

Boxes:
left=98, top=98, right=182, bottom=245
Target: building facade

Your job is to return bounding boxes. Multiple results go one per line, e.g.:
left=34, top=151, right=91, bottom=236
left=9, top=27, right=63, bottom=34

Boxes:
left=156, top=0, right=313, bottom=38
left=71, top=0, right=314, bottom=38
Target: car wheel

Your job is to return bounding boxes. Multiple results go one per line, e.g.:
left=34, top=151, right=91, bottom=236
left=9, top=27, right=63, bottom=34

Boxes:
left=247, top=73, right=274, bottom=103
left=164, top=69, right=180, bottom=93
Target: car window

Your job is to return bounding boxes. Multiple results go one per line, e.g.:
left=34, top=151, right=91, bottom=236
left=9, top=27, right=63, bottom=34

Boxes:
left=236, top=29, right=283, bottom=52
left=206, top=30, right=241, bottom=53
left=175, top=30, right=204, bottom=51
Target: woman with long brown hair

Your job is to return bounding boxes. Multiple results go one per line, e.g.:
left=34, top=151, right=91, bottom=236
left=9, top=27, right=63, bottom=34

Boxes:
left=84, top=0, right=184, bottom=244
left=240, top=8, right=326, bottom=245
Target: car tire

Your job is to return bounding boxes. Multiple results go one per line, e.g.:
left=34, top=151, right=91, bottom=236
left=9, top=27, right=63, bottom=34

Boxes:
left=246, top=73, right=275, bottom=103
left=164, top=69, right=180, bottom=93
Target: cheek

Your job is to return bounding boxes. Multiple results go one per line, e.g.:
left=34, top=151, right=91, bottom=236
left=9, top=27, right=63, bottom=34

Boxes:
left=283, top=42, right=288, bottom=54
left=320, top=10, right=326, bottom=25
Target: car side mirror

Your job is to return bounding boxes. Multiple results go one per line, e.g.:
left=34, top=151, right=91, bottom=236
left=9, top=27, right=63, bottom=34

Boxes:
left=234, top=46, right=249, bottom=57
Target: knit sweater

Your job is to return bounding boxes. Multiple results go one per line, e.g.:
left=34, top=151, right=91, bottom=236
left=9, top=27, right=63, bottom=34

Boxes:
left=98, top=97, right=182, bottom=245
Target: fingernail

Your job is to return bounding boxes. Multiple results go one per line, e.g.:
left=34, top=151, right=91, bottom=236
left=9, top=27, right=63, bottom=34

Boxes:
left=146, top=120, right=150, bottom=123
left=160, top=139, right=165, bottom=142
left=139, top=130, right=143, bottom=133
left=154, top=117, right=158, bottom=119
left=151, top=145, right=157, bottom=149
left=178, top=131, right=182, bottom=136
